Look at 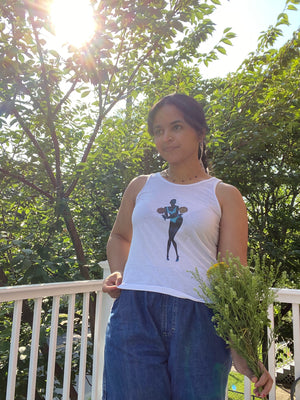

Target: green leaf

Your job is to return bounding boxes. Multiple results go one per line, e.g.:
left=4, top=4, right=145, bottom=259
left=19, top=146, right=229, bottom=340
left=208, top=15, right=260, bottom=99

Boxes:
left=81, top=91, right=91, bottom=98
left=225, top=32, right=236, bottom=39
left=17, top=53, right=25, bottom=63
left=221, top=38, right=233, bottom=46
left=216, top=46, right=227, bottom=55
left=172, top=20, right=184, bottom=32
left=49, top=50, right=60, bottom=58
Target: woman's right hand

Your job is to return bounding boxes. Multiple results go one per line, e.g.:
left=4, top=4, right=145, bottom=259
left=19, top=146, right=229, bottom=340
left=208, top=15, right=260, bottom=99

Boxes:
left=102, top=271, right=123, bottom=298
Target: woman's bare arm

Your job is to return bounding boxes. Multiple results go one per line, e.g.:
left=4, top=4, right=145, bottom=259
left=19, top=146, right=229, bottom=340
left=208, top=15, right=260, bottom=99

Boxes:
left=103, top=175, right=148, bottom=298
left=216, top=182, right=248, bottom=264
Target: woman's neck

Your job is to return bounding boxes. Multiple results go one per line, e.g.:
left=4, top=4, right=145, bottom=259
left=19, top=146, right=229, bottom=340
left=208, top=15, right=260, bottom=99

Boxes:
left=162, top=163, right=210, bottom=184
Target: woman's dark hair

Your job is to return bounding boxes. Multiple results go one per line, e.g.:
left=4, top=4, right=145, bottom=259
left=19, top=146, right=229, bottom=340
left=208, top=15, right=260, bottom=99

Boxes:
left=147, top=93, right=209, bottom=171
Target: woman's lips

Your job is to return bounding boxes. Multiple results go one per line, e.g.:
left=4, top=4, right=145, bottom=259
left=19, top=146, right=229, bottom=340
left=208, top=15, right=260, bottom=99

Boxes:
left=163, top=146, right=179, bottom=152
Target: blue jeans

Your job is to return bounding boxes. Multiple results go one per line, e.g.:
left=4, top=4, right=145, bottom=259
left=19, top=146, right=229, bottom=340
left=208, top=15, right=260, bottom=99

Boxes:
left=103, top=290, right=231, bottom=400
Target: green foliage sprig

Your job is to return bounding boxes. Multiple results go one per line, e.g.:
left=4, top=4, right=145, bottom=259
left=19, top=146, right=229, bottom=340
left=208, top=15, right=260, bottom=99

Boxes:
left=191, top=254, right=277, bottom=379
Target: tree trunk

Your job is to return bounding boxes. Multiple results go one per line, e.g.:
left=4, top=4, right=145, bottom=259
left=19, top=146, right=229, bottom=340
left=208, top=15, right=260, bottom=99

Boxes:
left=62, top=202, right=90, bottom=280
left=62, top=202, right=96, bottom=337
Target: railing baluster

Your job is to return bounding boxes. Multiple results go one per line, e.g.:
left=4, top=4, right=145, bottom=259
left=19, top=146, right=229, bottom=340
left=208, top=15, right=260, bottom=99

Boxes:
left=292, top=303, right=300, bottom=400
left=244, top=376, right=251, bottom=400
left=46, top=295, right=60, bottom=400
left=27, top=297, right=42, bottom=399
left=77, top=292, right=90, bottom=400
left=62, top=294, right=76, bottom=400
left=97, top=261, right=114, bottom=397
left=91, top=290, right=103, bottom=400
left=268, top=303, right=276, bottom=400
left=6, top=299, right=22, bottom=400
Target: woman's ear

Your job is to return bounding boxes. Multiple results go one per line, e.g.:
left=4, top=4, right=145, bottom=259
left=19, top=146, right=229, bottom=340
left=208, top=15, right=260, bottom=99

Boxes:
left=198, top=142, right=203, bottom=160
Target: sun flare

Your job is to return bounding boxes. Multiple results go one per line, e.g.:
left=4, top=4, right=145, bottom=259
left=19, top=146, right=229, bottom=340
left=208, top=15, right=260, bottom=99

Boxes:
left=50, top=0, right=96, bottom=47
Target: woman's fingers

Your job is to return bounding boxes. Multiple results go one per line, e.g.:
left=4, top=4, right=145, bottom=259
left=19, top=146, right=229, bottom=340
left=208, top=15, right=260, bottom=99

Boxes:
left=231, top=350, right=273, bottom=397
left=102, top=272, right=123, bottom=298
left=251, top=362, right=274, bottom=397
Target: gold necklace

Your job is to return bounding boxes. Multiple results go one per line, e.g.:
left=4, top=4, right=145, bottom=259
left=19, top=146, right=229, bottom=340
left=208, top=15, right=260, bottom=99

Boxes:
left=162, top=169, right=200, bottom=184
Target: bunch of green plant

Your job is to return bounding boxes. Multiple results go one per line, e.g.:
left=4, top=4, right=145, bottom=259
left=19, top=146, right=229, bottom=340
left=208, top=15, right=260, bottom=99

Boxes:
left=191, top=254, right=277, bottom=380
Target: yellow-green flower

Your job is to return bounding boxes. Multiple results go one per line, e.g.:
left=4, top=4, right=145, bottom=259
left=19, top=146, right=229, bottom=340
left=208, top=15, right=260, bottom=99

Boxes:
left=207, top=261, right=228, bottom=278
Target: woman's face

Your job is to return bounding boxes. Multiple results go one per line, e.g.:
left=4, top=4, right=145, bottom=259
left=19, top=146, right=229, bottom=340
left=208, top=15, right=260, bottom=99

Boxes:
left=152, top=104, right=201, bottom=165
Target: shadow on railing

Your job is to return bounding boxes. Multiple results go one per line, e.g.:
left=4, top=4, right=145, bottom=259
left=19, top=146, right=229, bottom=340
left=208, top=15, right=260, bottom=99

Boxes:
left=0, top=263, right=299, bottom=400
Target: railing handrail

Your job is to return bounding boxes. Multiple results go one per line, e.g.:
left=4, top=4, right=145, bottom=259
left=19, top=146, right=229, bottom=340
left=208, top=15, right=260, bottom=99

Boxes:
left=1, top=283, right=298, bottom=302
left=272, top=288, right=300, bottom=304
left=0, top=279, right=104, bottom=302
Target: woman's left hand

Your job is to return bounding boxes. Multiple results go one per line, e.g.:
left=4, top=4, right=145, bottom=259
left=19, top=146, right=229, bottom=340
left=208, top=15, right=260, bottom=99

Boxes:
left=231, top=349, right=273, bottom=397
left=251, top=362, right=274, bottom=398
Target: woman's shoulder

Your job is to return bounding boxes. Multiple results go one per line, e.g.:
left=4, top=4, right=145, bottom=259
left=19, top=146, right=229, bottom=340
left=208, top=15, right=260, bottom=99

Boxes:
left=215, top=181, right=246, bottom=210
left=128, top=174, right=150, bottom=189
left=124, top=174, right=150, bottom=200
left=216, top=181, right=242, bottom=196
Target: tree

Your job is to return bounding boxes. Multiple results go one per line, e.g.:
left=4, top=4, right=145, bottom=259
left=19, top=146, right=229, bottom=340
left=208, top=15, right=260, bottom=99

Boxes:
left=0, top=0, right=234, bottom=285
left=206, top=26, right=300, bottom=287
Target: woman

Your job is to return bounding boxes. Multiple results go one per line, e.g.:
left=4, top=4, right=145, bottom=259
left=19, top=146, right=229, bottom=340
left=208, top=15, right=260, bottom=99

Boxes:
left=102, top=94, right=273, bottom=399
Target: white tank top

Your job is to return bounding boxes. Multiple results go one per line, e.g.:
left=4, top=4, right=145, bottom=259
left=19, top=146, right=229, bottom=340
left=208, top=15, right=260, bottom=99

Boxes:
left=118, top=172, right=222, bottom=302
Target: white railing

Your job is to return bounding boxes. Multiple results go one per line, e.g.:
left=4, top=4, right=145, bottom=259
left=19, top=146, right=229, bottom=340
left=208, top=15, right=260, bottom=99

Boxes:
left=0, top=266, right=299, bottom=400
left=0, top=262, right=113, bottom=400
left=243, top=288, right=300, bottom=400
left=268, top=288, right=300, bottom=400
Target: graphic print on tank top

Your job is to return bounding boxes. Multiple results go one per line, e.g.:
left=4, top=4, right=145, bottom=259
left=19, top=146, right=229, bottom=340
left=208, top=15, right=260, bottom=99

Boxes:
left=157, top=199, right=188, bottom=262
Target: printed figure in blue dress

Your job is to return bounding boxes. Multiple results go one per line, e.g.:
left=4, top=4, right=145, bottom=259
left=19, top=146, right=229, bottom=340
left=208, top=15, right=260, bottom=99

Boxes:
left=157, top=199, right=188, bottom=262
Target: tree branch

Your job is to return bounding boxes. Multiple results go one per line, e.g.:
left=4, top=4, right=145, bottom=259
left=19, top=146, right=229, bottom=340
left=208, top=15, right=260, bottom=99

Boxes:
left=0, top=167, right=54, bottom=201
left=64, top=111, right=104, bottom=197
left=12, top=107, right=57, bottom=188
left=16, top=77, right=46, bottom=117
left=28, top=12, right=62, bottom=192
left=53, top=77, right=79, bottom=116
left=103, top=31, right=126, bottom=110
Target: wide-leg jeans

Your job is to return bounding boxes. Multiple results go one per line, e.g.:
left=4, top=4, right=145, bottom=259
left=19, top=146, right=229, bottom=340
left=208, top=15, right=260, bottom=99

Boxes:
left=103, top=290, right=231, bottom=400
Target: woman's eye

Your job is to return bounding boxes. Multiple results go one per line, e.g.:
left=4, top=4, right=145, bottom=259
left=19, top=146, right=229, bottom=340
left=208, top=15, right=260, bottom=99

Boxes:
left=173, top=124, right=182, bottom=131
left=154, top=128, right=163, bottom=136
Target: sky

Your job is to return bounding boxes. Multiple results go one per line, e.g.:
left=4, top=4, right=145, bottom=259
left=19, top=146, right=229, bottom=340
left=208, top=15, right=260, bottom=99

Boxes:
left=199, top=0, right=300, bottom=79
left=48, top=0, right=300, bottom=80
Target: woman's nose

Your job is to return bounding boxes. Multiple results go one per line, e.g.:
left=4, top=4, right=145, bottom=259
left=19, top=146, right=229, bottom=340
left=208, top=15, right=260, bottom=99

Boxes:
left=162, top=129, right=173, bottom=141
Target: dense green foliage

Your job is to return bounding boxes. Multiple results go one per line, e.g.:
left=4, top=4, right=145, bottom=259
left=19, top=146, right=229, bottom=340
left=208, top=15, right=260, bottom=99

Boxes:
left=0, top=0, right=299, bottom=398
left=0, top=0, right=236, bottom=286
left=203, top=19, right=299, bottom=374
left=206, top=29, right=300, bottom=287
